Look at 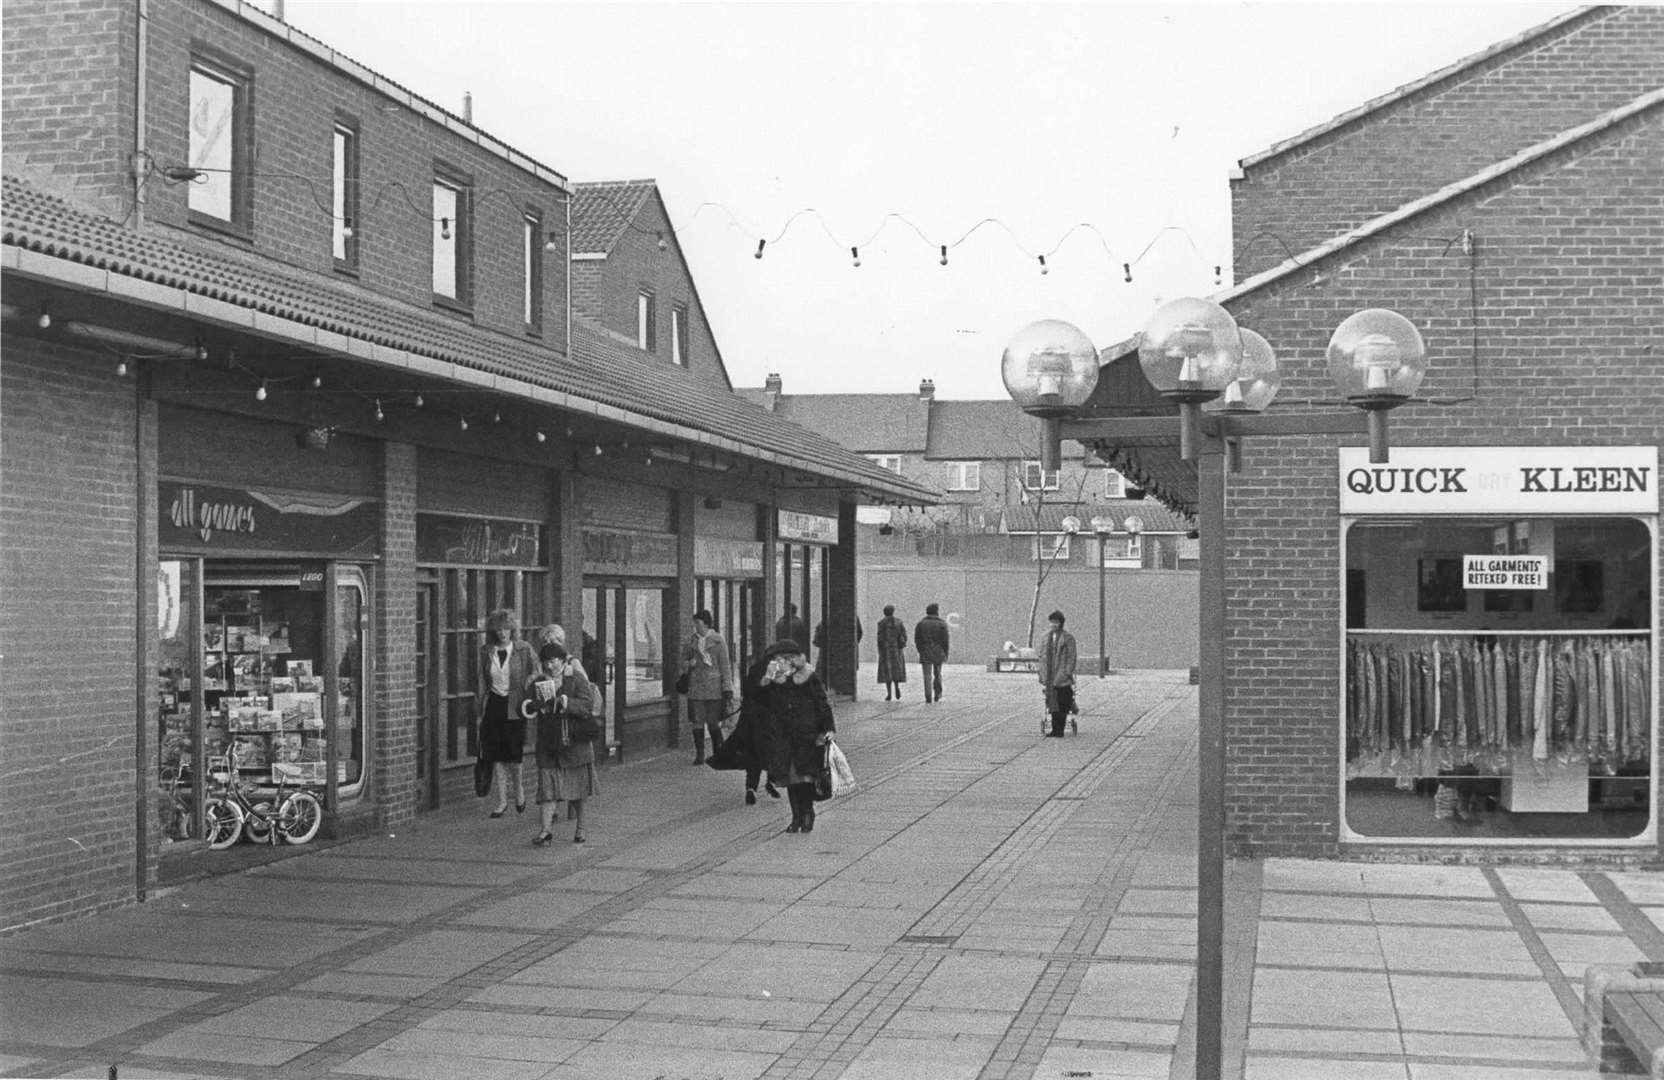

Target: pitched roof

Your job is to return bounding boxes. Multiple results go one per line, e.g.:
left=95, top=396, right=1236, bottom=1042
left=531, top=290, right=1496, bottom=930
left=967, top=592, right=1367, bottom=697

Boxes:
left=764, top=393, right=930, bottom=454
left=1236, top=6, right=1594, bottom=172
left=1, top=175, right=935, bottom=505
left=925, top=400, right=1088, bottom=462
left=1003, top=500, right=1192, bottom=534
left=570, top=180, right=657, bottom=255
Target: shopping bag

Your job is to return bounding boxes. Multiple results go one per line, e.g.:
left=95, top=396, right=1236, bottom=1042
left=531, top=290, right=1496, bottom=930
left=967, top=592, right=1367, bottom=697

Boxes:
left=474, top=758, right=493, bottom=798
left=827, top=739, right=856, bottom=797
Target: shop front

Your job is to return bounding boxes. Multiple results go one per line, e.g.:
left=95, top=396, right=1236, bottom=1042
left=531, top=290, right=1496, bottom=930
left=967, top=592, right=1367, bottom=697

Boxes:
left=155, top=479, right=376, bottom=876
left=1340, top=446, right=1656, bottom=847
left=694, top=499, right=765, bottom=673
left=776, top=508, right=839, bottom=665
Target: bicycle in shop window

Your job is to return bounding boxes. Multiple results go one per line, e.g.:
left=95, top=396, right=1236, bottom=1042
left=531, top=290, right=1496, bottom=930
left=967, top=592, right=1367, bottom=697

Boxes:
left=201, top=751, right=324, bottom=850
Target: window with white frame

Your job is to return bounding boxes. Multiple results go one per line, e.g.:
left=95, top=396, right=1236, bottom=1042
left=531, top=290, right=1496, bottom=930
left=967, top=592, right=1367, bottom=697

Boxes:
left=1023, top=461, right=1060, bottom=490
left=522, top=210, right=543, bottom=333
left=868, top=454, right=901, bottom=474
left=1101, top=533, right=1142, bottom=568
left=637, top=290, right=656, bottom=351
left=188, top=61, right=247, bottom=227
left=331, top=122, right=358, bottom=266
left=1103, top=468, right=1126, bottom=498
left=432, top=175, right=470, bottom=302
left=671, top=303, right=689, bottom=365
left=1032, top=533, right=1071, bottom=561
left=946, top=461, right=980, bottom=491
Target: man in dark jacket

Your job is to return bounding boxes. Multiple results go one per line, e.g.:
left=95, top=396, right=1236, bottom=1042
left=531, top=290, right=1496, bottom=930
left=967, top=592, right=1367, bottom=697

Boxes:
left=913, top=603, right=950, bottom=703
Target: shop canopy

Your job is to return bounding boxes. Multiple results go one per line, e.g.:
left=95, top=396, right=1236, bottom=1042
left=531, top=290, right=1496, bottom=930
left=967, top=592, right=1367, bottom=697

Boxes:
left=0, top=175, right=937, bottom=509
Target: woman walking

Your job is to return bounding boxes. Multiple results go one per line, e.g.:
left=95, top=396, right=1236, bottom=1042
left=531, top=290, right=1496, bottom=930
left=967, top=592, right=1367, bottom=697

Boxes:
left=748, top=640, right=835, bottom=833
left=875, top=604, right=909, bottom=701
left=476, top=609, right=538, bottom=817
left=524, top=642, right=600, bottom=844
left=680, top=609, right=734, bottom=764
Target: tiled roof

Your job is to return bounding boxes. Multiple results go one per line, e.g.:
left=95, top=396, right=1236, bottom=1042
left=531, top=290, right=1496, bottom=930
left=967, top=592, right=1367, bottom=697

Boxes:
left=767, top=393, right=930, bottom=453
left=1003, top=501, right=1193, bottom=535
left=570, top=181, right=657, bottom=255
left=925, top=400, right=1088, bottom=462
left=1, top=175, right=934, bottom=505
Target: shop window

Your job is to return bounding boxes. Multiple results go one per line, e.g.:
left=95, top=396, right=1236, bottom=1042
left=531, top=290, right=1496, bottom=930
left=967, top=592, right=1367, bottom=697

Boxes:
left=1342, top=517, right=1653, bottom=844
left=671, top=302, right=688, bottom=365
left=157, top=559, right=199, bottom=841
left=946, top=461, right=980, bottom=491
left=188, top=60, right=249, bottom=231
left=622, top=587, right=664, bottom=705
left=1023, top=461, right=1060, bottom=491
left=435, top=568, right=547, bottom=771
left=332, top=121, right=359, bottom=268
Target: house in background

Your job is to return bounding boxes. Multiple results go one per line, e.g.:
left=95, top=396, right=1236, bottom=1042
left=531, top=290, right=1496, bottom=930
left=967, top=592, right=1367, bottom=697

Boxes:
left=741, top=374, right=1200, bottom=667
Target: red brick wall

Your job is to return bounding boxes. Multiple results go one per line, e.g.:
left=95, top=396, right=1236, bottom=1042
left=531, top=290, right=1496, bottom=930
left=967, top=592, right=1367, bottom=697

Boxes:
left=374, top=442, right=419, bottom=825
left=0, top=338, right=143, bottom=928
left=1232, top=6, right=1664, bottom=278
left=1222, top=107, right=1664, bottom=857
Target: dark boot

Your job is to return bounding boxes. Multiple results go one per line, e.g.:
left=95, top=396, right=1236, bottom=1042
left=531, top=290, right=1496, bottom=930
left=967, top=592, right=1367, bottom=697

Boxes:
left=692, top=726, right=705, bottom=765
left=705, top=718, right=724, bottom=753
left=786, top=787, right=805, bottom=832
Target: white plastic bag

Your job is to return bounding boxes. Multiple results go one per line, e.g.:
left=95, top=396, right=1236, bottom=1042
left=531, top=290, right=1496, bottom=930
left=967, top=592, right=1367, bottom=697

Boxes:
left=826, top=739, right=856, bottom=797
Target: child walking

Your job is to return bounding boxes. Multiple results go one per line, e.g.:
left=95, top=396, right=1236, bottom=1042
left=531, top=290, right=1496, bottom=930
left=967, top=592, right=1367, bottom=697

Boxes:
left=523, top=642, right=601, bottom=845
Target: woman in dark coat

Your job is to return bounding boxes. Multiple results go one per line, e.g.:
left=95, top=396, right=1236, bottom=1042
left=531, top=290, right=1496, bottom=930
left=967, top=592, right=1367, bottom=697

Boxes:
left=475, top=608, right=538, bottom=817
left=875, top=604, right=908, bottom=701
left=738, top=640, right=835, bottom=833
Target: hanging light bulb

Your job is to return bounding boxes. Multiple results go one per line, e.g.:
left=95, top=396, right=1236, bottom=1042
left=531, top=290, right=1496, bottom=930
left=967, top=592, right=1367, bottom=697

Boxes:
left=655, top=230, right=668, bottom=251
left=342, top=218, right=355, bottom=240
left=1122, top=262, right=1133, bottom=284
left=850, top=246, right=861, bottom=268
left=311, top=371, right=323, bottom=389
left=35, top=308, right=51, bottom=330
left=115, top=359, right=129, bottom=377
left=1037, top=255, right=1048, bottom=276
left=544, top=231, right=558, bottom=253
left=1213, top=264, right=1223, bottom=286
left=492, top=408, right=502, bottom=424
left=754, top=239, right=766, bottom=260
left=194, top=338, right=209, bottom=361
left=458, top=415, right=469, bottom=431
left=374, top=398, right=385, bottom=422
left=414, top=391, right=425, bottom=408
left=255, top=380, right=268, bottom=402
left=939, top=244, right=949, bottom=266
left=440, top=217, right=451, bottom=240
left=593, top=444, right=603, bottom=456
left=535, top=430, right=547, bottom=443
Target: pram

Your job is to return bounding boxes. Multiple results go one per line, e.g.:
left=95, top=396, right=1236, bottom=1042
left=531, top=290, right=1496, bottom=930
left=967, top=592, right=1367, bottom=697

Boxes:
left=1040, top=688, right=1080, bottom=735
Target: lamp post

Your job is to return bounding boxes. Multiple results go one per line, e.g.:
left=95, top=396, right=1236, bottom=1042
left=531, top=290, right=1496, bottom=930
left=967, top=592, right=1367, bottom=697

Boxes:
left=1002, top=304, right=1425, bottom=1080
left=1089, top=515, right=1114, bottom=677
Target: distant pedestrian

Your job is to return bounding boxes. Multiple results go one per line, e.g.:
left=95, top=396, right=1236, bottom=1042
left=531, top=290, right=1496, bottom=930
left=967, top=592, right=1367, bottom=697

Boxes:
left=773, top=603, right=810, bottom=655
left=476, top=609, right=537, bottom=817
left=913, top=603, right=950, bottom=703
left=748, top=640, right=835, bottom=833
left=680, top=609, right=734, bottom=765
left=1037, top=609, right=1078, bottom=737
left=523, top=643, right=600, bottom=845
left=875, top=604, right=909, bottom=701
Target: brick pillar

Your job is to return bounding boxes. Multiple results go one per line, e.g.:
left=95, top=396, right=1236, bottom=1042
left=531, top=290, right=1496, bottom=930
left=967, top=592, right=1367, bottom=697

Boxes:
left=375, top=440, right=418, bottom=826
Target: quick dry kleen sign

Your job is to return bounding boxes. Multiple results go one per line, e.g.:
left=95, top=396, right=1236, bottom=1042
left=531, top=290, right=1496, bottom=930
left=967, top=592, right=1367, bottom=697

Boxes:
left=1462, top=554, right=1548, bottom=590
left=1338, top=447, right=1657, bottom=515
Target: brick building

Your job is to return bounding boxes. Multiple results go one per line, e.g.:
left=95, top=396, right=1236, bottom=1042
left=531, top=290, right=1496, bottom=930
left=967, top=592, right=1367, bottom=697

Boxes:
left=1082, top=5, right=1664, bottom=860
left=0, top=0, right=930, bottom=928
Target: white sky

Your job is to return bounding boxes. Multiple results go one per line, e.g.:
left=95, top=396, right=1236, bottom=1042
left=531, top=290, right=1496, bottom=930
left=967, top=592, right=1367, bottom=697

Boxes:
left=284, top=0, right=1580, bottom=399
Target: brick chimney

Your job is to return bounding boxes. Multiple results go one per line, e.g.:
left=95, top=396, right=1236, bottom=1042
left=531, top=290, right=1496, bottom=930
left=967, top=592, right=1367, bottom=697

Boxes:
left=763, top=372, right=782, bottom=410
left=918, top=378, right=935, bottom=402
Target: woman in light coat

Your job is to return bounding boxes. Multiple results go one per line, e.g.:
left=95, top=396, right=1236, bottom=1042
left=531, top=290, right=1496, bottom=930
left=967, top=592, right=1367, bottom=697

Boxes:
left=680, top=610, right=734, bottom=764
left=875, top=604, right=908, bottom=701
left=476, top=608, right=538, bottom=816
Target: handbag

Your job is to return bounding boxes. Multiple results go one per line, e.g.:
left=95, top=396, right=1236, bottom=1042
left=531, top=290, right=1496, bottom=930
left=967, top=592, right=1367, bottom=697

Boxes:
left=675, top=671, right=690, bottom=695
left=473, top=758, right=492, bottom=798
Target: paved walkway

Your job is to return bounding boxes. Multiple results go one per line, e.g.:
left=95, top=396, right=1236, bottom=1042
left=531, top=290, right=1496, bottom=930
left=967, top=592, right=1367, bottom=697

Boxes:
left=2, top=667, right=1660, bottom=1079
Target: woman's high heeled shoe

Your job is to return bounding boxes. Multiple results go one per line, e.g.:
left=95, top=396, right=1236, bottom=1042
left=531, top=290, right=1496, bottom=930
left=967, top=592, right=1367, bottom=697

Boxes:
left=532, top=832, right=553, bottom=847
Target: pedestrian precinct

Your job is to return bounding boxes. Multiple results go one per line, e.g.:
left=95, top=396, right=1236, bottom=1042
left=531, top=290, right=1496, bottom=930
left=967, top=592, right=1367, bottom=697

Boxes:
left=1037, top=609, right=1078, bottom=737
left=875, top=604, right=909, bottom=701
left=523, top=642, right=600, bottom=845
left=913, top=603, right=950, bottom=703
left=476, top=609, right=537, bottom=816
left=679, top=609, right=734, bottom=765
left=749, top=640, right=835, bottom=833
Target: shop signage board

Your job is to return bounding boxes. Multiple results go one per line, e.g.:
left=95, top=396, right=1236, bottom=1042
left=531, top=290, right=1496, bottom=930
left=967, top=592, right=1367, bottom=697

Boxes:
left=417, top=514, right=542, bottom=567
left=1461, top=554, right=1549, bottom=589
left=693, top=536, right=765, bottom=578
left=582, top=528, right=677, bottom=577
left=778, top=509, right=839, bottom=545
left=1338, top=446, right=1658, bottom=515
left=160, top=481, right=379, bottom=557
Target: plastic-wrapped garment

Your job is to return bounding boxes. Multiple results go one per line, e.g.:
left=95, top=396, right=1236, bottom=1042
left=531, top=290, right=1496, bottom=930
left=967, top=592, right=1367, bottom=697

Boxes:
left=1601, top=646, right=1619, bottom=753
left=1552, top=643, right=1574, bottom=749
left=1454, top=640, right=1469, bottom=750
left=1531, top=638, right=1550, bottom=761
left=1491, top=643, right=1508, bottom=750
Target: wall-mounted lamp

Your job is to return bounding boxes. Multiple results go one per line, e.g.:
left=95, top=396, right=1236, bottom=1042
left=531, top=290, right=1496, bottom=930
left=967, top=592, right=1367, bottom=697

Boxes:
left=999, top=318, right=1100, bottom=471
